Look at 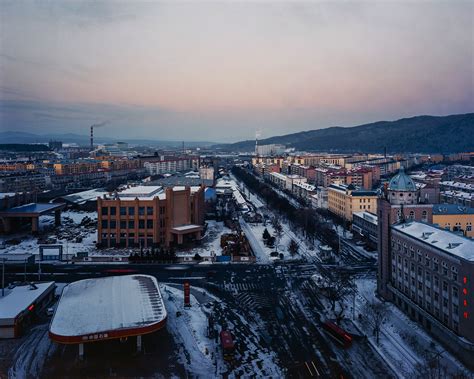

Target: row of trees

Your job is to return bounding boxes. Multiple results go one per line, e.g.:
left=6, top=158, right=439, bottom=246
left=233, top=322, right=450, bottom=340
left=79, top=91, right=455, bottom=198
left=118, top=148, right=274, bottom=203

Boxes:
left=128, top=247, right=177, bottom=263
left=232, top=166, right=339, bottom=250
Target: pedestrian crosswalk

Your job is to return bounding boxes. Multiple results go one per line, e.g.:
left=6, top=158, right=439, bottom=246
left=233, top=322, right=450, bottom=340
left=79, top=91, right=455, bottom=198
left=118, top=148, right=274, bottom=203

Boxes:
left=220, top=282, right=262, bottom=292
left=235, top=292, right=273, bottom=310
left=219, top=282, right=274, bottom=310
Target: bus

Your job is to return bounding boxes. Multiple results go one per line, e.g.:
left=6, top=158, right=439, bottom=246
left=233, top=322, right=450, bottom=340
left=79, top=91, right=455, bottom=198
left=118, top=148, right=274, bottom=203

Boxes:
left=322, top=321, right=352, bottom=348
left=220, top=330, right=235, bottom=361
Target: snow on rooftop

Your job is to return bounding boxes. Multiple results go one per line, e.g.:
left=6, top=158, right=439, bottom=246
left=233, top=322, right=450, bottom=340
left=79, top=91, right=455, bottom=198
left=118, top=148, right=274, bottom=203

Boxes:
left=60, top=188, right=108, bottom=204
left=0, top=282, right=55, bottom=321
left=118, top=186, right=163, bottom=198
left=0, top=192, right=16, bottom=199
left=392, top=222, right=474, bottom=261
left=172, top=224, right=202, bottom=232
left=50, top=275, right=167, bottom=338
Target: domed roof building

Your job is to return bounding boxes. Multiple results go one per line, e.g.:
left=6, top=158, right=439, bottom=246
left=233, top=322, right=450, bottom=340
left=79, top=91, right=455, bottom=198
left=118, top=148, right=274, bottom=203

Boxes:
left=388, top=166, right=418, bottom=205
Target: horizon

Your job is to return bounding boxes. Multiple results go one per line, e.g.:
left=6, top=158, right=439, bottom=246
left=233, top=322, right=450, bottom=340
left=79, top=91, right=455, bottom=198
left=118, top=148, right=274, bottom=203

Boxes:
left=1, top=1, right=473, bottom=142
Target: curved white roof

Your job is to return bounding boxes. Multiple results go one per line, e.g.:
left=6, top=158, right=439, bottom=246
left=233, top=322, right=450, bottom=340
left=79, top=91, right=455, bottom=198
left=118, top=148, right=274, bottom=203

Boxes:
left=50, top=275, right=166, bottom=340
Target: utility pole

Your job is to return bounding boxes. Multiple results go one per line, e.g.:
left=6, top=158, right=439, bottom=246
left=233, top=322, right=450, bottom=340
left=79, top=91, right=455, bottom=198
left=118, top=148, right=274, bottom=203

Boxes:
left=2, top=258, right=5, bottom=297
left=38, top=258, right=41, bottom=281
left=24, top=258, right=27, bottom=282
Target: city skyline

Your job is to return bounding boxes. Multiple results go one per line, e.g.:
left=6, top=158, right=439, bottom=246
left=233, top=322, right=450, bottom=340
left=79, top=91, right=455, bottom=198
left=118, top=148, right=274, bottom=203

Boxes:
left=1, top=1, right=473, bottom=141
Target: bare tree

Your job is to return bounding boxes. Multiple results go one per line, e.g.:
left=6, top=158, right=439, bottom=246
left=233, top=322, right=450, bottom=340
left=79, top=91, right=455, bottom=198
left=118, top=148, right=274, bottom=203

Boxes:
left=362, top=299, right=389, bottom=344
left=321, top=270, right=354, bottom=315
left=272, top=216, right=283, bottom=252
left=288, top=239, right=299, bottom=256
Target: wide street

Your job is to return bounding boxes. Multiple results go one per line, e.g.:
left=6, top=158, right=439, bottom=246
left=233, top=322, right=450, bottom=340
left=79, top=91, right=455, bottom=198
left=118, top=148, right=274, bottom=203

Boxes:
left=3, top=261, right=392, bottom=378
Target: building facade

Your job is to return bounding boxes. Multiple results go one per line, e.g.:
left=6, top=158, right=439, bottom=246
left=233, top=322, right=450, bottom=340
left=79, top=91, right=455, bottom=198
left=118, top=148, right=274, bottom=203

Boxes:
left=97, top=185, right=205, bottom=248
left=327, top=183, right=378, bottom=222
left=377, top=168, right=474, bottom=367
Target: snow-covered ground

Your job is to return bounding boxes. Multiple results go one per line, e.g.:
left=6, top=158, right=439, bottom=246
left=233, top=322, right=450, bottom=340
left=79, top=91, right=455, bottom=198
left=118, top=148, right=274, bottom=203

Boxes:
left=0, top=210, right=99, bottom=259
left=176, top=220, right=231, bottom=260
left=161, top=284, right=283, bottom=378
left=352, top=278, right=468, bottom=378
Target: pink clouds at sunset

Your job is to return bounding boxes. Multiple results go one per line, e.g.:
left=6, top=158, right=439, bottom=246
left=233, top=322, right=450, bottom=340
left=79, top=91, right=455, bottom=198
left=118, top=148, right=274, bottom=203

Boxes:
left=0, top=1, right=472, bottom=141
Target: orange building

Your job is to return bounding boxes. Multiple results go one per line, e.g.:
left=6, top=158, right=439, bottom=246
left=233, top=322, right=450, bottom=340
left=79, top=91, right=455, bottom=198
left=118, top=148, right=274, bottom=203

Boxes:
left=97, top=185, right=205, bottom=248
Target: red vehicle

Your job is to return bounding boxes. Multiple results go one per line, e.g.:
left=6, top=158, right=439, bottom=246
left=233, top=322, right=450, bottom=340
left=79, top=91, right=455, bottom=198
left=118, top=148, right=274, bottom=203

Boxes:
left=220, top=330, right=235, bottom=361
left=322, top=321, right=352, bottom=348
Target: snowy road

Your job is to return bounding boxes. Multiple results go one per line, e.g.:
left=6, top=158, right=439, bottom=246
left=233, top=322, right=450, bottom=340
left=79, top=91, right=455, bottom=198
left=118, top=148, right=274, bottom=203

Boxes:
left=239, top=217, right=270, bottom=263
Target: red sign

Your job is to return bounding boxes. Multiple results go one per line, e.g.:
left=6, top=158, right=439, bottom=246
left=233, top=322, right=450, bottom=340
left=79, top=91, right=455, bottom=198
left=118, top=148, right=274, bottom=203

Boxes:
left=184, top=281, right=191, bottom=307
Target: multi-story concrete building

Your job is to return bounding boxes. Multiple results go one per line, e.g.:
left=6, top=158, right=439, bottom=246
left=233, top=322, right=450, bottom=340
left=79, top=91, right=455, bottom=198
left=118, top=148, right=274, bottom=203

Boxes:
left=255, top=144, right=286, bottom=156
left=97, top=185, right=205, bottom=248
left=327, top=183, right=378, bottom=222
left=388, top=222, right=474, bottom=364
left=377, top=168, right=474, bottom=366
left=440, top=190, right=474, bottom=208
left=143, top=157, right=200, bottom=175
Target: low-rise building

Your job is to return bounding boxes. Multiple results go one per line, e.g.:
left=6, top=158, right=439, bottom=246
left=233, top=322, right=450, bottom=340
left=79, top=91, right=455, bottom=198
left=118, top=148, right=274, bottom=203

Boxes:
left=352, top=211, right=378, bottom=244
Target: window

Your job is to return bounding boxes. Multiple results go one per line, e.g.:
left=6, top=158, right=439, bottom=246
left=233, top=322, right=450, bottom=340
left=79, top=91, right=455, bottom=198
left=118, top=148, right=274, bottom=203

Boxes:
left=138, top=207, right=145, bottom=216
left=128, top=207, right=135, bottom=216
left=409, top=210, right=414, bottom=220
left=443, top=281, right=448, bottom=292
left=110, top=207, right=116, bottom=216
left=147, top=207, right=153, bottom=216
left=101, top=207, right=108, bottom=215
left=453, top=287, right=458, bottom=298
left=101, top=220, right=108, bottom=229
left=147, top=219, right=154, bottom=228
left=453, top=272, right=458, bottom=281
left=120, top=220, right=126, bottom=229
left=128, top=220, right=135, bottom=229
left=422, top=210, right=427, bottom=222
left=120, top=207, right=126, bottom=216
left=139, top=220, right=145, bottom=229
left=110, top=220, right=116, bottom=229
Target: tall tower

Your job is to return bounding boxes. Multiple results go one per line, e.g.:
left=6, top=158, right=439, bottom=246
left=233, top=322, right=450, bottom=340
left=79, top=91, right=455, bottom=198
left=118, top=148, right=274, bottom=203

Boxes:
left=377, top=167, right=433, bottom=298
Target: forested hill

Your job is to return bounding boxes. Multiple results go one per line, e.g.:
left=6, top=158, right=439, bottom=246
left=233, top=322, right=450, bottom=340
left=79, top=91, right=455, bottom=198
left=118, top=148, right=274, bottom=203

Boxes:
left=217, top=113, right=474, bottom=153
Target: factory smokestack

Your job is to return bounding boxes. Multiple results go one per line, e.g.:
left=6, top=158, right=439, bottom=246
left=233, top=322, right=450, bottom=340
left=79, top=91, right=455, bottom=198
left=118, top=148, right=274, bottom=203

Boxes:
left=90, top=121, right=108, bottom=151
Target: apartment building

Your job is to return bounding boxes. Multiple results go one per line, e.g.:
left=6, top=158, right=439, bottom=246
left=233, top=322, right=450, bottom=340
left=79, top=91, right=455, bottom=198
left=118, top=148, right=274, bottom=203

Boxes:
left=327, top=183, right=378, bottom=222
left=143, top=157, right=200, bottom=175
left=53, top=160, right=101, bottom=175
left=432, top=204, right=474, bottom=238
left=387, top=222, right=474, bottom=363
left=97, top=185, right=205, bottom=248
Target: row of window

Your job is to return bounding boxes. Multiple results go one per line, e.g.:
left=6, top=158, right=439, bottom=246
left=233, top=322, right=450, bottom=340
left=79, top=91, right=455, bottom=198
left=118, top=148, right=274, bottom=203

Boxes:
left=101, top=219, right=155, bottom=229
left=392, top=245, right=458, bottom=280
left=393, top=295, right=459, bottom=333
left=102, top=206, right=154, bottom=216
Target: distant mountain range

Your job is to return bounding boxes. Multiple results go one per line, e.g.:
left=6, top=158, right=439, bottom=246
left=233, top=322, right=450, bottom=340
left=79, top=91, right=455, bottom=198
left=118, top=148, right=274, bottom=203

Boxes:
left=216, top=113, right=474, bottom=154
left=0, top=131, right=216, bottom=148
